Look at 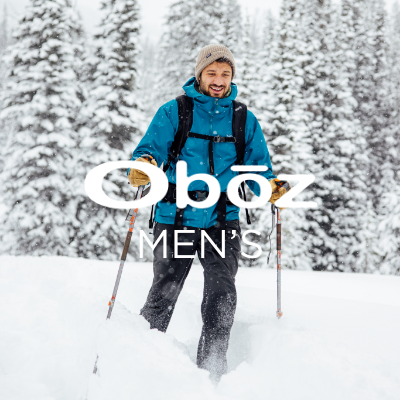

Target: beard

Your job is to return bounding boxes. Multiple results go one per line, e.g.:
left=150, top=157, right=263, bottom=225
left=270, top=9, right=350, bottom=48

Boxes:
left=199, top=81, right=229, bottom=98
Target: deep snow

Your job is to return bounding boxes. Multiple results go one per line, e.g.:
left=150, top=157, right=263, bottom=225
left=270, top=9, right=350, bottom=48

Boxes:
left=0, top=255, right=399, bottom=400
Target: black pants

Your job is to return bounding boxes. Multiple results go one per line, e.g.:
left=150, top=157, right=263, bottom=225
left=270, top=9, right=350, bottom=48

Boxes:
left=140, top=220, right=241, bottom=381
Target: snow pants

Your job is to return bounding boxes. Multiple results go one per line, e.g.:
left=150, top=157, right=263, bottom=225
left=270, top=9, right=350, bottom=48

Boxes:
left=140, top=220, right=241, bottom=381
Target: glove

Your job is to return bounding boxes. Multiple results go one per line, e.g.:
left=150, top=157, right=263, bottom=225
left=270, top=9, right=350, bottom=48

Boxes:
left=269, top=179, right=291, bottom=206
left=128, top=155, right=157, bottom=187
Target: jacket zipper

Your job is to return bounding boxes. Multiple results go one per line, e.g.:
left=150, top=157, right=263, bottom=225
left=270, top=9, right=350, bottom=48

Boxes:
left=203, top=99, right=219, bottom=228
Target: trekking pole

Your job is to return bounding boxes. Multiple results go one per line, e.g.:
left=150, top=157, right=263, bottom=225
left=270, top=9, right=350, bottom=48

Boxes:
left=276, top=206, right=283, bottom=319
left=92, top=185, right=145, bottom=374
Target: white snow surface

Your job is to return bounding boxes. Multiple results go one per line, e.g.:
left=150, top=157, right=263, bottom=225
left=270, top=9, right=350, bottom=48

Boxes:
left=0, top=255, right=399, bottom=400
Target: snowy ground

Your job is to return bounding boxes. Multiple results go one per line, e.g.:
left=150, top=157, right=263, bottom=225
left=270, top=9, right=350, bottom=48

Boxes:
left=0, top=255, right=399, bottom=400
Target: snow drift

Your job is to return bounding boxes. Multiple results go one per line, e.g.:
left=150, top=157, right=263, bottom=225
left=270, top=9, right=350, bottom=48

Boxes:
left=0, top=255, right=399, bottom=400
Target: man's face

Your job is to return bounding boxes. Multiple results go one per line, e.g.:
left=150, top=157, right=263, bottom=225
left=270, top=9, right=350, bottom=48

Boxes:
left=199, top=61, right=232, bottom=98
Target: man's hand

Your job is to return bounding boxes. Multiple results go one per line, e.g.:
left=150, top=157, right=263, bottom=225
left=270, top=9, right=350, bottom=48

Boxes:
left=128, top=155, right=157, bottom=187
left=269, top=179, right=291, bottom=206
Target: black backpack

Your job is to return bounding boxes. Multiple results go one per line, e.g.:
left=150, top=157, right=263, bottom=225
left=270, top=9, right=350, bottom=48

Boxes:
left=150, top=94, right=251, bottom=229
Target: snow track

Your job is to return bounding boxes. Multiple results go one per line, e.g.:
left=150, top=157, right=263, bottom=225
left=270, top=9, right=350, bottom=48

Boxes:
left=0, top=256, right=399, bottom=399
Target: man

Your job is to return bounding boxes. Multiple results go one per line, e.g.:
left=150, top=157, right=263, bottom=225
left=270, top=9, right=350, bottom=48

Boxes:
left=128, top=44, right=289, bottom=382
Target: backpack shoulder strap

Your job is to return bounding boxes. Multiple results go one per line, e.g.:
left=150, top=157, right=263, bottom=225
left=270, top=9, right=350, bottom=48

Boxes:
left=232, top=100, right=247, bottom=165
left=232, top=100, right=251, bottom=224
left=163, top=95, right=194, bottom=172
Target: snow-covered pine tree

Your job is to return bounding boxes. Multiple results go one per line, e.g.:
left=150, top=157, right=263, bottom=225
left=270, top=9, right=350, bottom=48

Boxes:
left=244, top=9, right=276, bottom=133
left=349, top=0, right=392, bottom=204
left=156, top=0, right=224, bottom=105
left=76, top=0, right=146, bottom=260
left=376, top=1, right=400, bottom=274
left=259, top=9, right=276, bottom=67
left=0, top=5, right=11, bottom=171
left=220, top=0, right=242, bottom=56
left=337, top=0, right=375, bottom=273
left=137, top=37, right=159, bottom=121
left=155, top=1, right=192, bottom=106
left=254, top=9, right=276, bottom=134
left=387, top=2, right=400, bottom=138
left=388, top=2, right=400, bottom=99
left=0, top=5, right=8, bottom=55
left=235, top=14, right=259, bottom=108
left=234, top=13, right=265, bottom=267
left=243, top=0, right=312, bottom=269
left=378, top=175, right=400, bottom=274
left=300, top=0, right=367, bottom=272
left=343, top=0, right=393, bottom=272
left=364, top=0, right=391, bottom=207
left=189, top=0, right=224, bottom=52
left=227, top=9, right=273, bottom=266
left=0, top=0, right=84, bottom=255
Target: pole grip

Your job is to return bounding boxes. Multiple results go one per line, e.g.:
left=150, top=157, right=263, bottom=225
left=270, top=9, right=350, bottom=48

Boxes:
left=277, top=223, right=281, bottom=250
left=121, top=231, right=133, bottom=261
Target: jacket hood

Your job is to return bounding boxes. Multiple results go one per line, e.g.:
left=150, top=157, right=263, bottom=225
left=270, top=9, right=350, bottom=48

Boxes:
left=182, top=77, right=238, bottom=108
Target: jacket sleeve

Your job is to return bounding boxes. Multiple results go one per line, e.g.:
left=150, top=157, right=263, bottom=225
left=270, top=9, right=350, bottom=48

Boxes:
left=243, top=111, right=276, bottom=196
left=128, top=100, right=179, bottom=173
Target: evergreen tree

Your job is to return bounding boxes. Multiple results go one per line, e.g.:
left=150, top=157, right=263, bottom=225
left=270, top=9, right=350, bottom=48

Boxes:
left=245, top=0, right=312, bottom=269
left=378, top=174, right=400, bottom=275
left=262, top=0, right=311, bottom=183
left=0, top=0, right=84, bottom=256
left=301, top=0, right=367, bottom=271
left=251, top=9, right=276, bottom=129
left=388, top=2, right=400, bottom=100
left=137, top=37, right=159, bottom=121
left=387, top=2, right=400, bottom=143
left=76, top=0, right=146, bottom=260
left=0, top=5, right=10, bottom=171
left=364, top=0, right=391, bottom=207
left=157, top=0, right=224, bottom=104
left=376, top=1, right=400, bottom=273
left=259, top=9, right=276, bottom=70
left=337, top=0, right=375, bottom=271
left=0, top=5, right=8, bottom=54
left=229, top=12, right=265, bottom=266
left=347, top=0, right=391, bottom=201
left=236, top=15, right=259, bottom=107
left=343, top=0, right=393, bottom=272
left=220, top=0, right=242, bottom=56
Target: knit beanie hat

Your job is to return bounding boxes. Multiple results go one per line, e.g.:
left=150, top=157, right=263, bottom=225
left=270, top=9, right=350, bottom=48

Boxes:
left=195, top=44, right=236, bottom=82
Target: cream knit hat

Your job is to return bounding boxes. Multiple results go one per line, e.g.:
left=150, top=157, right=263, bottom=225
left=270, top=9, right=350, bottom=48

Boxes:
left=195, top=44, right=236, bottom=82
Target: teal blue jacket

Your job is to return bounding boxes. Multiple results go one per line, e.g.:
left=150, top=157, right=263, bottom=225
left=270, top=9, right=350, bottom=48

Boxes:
left=130, top=77, right=276, bottom=228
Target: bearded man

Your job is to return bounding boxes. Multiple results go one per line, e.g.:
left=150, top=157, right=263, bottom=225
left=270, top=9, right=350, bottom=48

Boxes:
left=128, top=44, right=289, bottom=382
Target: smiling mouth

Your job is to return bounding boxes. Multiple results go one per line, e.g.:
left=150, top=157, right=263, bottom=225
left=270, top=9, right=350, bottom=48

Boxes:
left=210, top=86, right=224, bottom=93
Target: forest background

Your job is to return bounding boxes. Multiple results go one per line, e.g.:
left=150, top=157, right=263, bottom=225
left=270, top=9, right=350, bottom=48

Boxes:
left=0, top=0, right=399, bottom=275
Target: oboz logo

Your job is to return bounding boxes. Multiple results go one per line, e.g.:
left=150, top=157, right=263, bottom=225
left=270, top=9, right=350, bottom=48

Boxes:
left=85, top=161, right=318, bottom=210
